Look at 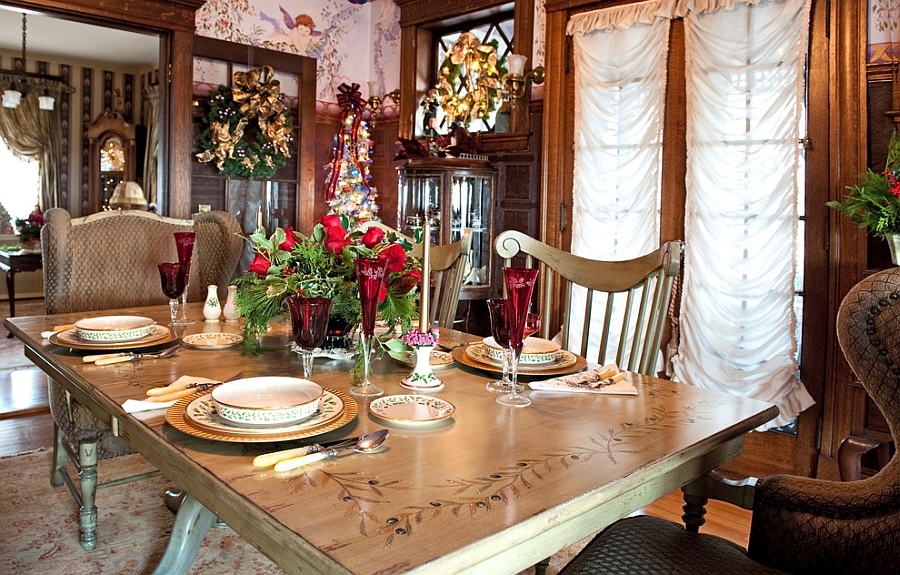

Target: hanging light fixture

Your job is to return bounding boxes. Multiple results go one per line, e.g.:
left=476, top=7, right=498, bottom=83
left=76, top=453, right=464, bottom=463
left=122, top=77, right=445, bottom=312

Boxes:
left=2, top=13, right=57, bottom=111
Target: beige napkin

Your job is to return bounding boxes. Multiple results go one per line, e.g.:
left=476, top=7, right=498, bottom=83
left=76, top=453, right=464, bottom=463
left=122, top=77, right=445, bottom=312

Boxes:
left=529, top=366, right=638, bottom=395
left=122, top=375, right=219, bottom=413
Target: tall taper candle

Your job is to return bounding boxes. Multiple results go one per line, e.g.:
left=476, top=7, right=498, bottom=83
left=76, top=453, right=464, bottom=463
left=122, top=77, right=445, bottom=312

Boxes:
left=419, top=220, right=430, bottom=332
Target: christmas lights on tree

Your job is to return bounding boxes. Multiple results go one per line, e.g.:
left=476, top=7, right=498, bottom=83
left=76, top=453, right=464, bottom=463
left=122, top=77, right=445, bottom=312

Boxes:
left=324, top=83, right=379, bottom=226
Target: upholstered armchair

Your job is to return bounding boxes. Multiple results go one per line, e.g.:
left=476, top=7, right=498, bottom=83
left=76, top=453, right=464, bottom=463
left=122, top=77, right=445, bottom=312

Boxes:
left=41, top=208, right=243, bottom=550
left=556, top=266, right=900, bottom=575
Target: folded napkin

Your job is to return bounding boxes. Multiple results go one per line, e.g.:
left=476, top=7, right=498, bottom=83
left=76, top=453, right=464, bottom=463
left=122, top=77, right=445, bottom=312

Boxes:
left=122, top=375, right=220, bottom=413
left=529, top=364, right=638, bottom=395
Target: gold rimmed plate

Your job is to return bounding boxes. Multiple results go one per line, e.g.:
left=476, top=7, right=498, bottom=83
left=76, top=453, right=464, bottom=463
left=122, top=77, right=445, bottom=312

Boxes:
left=182, top=332, right=243, bottom=349
left=369, top=395, right=455, bottom=426
left=453, top=343, right=587, bottom=377
left=165, top=388, right=357, bottom=443
left=50, top=325, right=175, bottom=351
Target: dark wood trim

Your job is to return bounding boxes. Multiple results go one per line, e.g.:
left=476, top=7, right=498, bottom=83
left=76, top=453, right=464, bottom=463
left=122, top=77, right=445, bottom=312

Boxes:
left=0, top=0, right=204, bottom=32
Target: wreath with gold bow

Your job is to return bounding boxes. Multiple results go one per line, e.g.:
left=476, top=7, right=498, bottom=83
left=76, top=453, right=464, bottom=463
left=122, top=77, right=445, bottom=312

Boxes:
left=434, top=32, right=506, bottom=128
left=197, top=66, right=293, bottom=180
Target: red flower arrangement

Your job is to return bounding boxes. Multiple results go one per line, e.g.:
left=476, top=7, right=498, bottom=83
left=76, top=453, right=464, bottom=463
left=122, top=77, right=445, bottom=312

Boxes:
left=234, top=214, right=420, bottom=353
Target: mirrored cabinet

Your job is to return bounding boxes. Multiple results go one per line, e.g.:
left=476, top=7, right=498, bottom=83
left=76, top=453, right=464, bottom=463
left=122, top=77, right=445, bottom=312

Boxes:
left=397, top=157, right=497, bottom=300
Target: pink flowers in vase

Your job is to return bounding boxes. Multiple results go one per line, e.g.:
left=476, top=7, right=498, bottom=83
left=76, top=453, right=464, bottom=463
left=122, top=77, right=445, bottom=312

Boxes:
left=402, top=327, right=440, bottom=348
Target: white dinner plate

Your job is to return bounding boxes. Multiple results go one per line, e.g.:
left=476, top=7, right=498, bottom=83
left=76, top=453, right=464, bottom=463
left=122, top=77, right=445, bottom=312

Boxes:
left=50, top=325, right=172, bottom=350
left=184, top=389, right=344, bottom=435
left=368, top=395, right=455, bottom=426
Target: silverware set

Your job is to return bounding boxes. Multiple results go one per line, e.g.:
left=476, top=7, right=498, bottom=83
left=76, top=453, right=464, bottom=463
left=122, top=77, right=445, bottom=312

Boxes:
left=82, top=344, right=182, bottom=365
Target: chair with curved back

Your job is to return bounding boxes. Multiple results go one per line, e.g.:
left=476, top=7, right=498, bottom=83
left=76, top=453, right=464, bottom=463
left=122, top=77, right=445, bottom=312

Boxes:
left=41, top=207, right=243, bottom=550
left=554, top=266, right=900, bottom=575
left=411, top=227, right=472, bottom=329
left=494, top=230, right=682, bottom=375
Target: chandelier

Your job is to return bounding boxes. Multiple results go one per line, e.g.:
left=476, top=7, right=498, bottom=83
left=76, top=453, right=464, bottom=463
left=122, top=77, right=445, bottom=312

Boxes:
left=2, top=13, right=59, bottom=110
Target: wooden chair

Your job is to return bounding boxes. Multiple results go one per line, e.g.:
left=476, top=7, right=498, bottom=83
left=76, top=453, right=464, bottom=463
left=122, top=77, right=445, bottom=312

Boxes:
left=555, top=266, right=900, bottom=575
left=41, top=207, right=243, bottom=550
left=412, top=228, right=472, bottom=328
left=494, top=230, right=682, bottom=375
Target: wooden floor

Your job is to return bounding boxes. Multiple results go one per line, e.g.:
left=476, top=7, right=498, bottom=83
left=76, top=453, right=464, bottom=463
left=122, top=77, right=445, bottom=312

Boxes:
left=0, top=299, right=753, bottom=552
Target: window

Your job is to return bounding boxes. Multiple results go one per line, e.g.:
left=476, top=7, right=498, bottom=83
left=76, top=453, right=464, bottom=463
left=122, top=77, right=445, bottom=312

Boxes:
left=0, top=139, right=41, bottom=235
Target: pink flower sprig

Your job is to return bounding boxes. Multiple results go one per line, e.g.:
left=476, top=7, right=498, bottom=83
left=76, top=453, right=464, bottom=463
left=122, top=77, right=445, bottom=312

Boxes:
left=402, top=328, right=440, bottom=347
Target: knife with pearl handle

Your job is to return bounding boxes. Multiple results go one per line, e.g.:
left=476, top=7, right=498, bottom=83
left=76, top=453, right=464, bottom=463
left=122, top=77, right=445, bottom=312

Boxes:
left=252, top=436, right=363, bottom=468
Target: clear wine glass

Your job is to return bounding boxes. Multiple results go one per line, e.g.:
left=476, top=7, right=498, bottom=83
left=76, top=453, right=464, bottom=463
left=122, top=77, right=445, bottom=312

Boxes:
left=486, top=298, right=522, bottom=393
left=173, top=232, right=196, bottom=325
left=351, top=257, right=388, bottom=397
left=287, top=296, right=332, bottom=379
left=158, top=262, right=188, bottom=327
left=498, top=267, right=539, bottom=407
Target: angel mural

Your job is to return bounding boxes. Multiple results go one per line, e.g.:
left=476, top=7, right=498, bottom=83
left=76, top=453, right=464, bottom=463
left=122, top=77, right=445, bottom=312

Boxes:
left=261, top=8, right=323, bottom=56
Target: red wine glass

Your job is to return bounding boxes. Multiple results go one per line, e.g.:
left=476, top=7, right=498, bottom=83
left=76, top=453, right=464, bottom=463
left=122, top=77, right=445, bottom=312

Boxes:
left=486, top=298, right=522, bottom=393
left=158, top=262, right=188, bottom=327
left=498, top=267, right=539, bottom=407
left=287, top=296, right=332, bottom=379
left=523, top=312, right=541, bottom=339
left=352, top=257, right=388, bottom=397
left=173, top=232, right=196, bottom=325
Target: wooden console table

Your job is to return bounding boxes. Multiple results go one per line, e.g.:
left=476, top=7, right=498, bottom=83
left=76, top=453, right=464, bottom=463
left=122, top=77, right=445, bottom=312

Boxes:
left=0, top=250, right=43, bottom=338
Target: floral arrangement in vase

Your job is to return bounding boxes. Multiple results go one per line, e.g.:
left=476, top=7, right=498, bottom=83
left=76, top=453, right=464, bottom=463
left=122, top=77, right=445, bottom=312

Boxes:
left=828, top=130, right=900, bottom=240
left=233, top=214, right=421, bottom=357
left=15, top=206, right=44, bottom=247
left=395, top=327, right=442, bottom=391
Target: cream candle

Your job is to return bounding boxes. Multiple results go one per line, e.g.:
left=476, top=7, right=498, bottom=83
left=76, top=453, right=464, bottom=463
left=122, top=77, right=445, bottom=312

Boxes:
left=419, top=220, right=430, bottom=332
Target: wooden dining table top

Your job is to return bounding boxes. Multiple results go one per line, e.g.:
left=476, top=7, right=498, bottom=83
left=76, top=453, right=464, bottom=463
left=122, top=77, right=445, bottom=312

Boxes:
left=5, top=304, right=778, bottom=575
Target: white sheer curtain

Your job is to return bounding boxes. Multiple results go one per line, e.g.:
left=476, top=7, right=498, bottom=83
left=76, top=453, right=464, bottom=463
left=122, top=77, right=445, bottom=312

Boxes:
left=672, top=0, right=814, bottom=428
left=569, top=0, right=814, bottom=428
left=566, top=4, right=669, bottom=361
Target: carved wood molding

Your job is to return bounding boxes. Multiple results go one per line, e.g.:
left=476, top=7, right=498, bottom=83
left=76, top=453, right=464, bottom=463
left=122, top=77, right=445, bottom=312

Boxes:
left=1, top=0, right=205, bottom=32
left=395, top=0, right=510, bottom=26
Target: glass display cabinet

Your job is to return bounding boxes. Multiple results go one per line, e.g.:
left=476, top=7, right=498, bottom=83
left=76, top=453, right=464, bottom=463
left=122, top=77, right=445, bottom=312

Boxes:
left=397, top=157, right=496, bottom=300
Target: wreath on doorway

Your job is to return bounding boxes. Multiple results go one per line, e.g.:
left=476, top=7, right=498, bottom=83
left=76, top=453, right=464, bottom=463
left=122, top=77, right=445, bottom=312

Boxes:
left=196, top=66, right=294, bottom=180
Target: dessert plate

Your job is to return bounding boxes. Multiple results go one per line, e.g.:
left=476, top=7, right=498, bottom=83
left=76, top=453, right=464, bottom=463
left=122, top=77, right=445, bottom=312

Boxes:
left=369, top=395, right=455, bottom=426
left=182, top=332, right=243, bottom=349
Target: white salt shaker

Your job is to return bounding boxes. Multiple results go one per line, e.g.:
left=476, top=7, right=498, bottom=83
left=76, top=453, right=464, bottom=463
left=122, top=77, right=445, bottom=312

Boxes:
left=203, top=285, right=221, bottom=322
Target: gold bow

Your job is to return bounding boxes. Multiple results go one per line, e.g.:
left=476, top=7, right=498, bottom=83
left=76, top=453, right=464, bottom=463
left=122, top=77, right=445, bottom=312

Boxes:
left=232, top=66, right=285, bottom=133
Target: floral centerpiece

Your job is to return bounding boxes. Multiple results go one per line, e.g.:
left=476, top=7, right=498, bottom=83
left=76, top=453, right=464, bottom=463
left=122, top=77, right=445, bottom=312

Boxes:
left=233, top=214, right=421, bottom=362
left=392, top=327, right=443, bottom=391
left=15, top=207, right=44, bottom=245
left=828, top=131, right=900, bottom=241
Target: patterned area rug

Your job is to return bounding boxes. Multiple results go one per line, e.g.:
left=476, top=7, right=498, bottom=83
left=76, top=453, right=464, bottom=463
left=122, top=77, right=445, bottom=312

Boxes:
left=0, top=450, right=284, bottom=575
left=0, top=449, right=588, bottom=574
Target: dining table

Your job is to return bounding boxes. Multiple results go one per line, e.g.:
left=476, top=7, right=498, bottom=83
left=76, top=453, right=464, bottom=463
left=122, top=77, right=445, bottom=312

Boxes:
left=5, top=303, right=778, bottom=575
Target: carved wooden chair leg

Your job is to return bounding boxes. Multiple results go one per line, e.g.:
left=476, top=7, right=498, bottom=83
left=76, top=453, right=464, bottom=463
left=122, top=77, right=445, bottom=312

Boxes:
left=535, top=556, right=551, bottom=575
left=77, top=437, right=100, bottom=551
left=838, top=435, right=882, bottom=481
left=50, top=425, right=68, bottom=487
left=152, top=494, right=218, bottom=575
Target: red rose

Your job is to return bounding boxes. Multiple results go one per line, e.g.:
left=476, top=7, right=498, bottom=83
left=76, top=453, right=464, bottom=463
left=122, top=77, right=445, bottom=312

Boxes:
left=248, top=253, right=271, bottom=276
left=378, top=243, right=407, bottom=273
left=323, top=225, right=350, bottom=254
left=318, top=214, right=342, bottom=231
left=362, top=227, right=386, bottom=249
left=279, top=226, right=296, bottom=251
left=390, top=268, right=421, bottom=295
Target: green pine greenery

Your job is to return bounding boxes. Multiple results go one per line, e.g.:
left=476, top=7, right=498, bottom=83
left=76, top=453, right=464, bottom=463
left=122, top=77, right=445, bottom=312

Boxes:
left=827, top=131, right=900, bottom=240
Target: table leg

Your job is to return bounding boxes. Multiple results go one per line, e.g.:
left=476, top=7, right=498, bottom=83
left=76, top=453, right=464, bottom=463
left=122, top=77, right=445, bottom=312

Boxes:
left=5, top=268, right=15, bottom=338
left=151, top=494, right=217, bottom=575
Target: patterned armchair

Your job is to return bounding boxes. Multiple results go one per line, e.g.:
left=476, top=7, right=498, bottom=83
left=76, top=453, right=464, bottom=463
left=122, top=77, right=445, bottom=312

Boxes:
left=41, top=208, right=243, bottom=550
left=555, top=266, right=900, bottom=575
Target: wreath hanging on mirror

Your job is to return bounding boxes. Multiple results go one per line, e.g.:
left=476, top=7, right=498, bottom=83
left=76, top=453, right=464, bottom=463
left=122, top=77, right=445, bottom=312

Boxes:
left=196, top=66, right=293, bottom=180
left=434, top=32, right=506, bottom=128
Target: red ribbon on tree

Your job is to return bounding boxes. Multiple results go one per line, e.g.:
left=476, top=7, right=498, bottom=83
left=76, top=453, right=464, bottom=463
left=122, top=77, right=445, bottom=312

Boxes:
left=325, top=83, right=373, bottom=201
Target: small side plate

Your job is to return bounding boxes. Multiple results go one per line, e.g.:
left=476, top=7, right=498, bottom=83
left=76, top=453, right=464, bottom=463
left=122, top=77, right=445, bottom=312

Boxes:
left=369, top=395, right=455, bottom=426
left=182, top=332, right=243, bottom=349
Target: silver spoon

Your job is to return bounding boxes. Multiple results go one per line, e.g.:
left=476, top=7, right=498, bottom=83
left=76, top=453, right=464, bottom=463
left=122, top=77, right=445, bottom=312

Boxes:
left=273, top=428, right=389, bottom=472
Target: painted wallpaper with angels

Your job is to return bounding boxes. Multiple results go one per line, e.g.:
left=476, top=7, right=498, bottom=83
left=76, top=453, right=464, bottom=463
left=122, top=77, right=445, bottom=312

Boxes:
left=195, top=0, right=401, bottom=103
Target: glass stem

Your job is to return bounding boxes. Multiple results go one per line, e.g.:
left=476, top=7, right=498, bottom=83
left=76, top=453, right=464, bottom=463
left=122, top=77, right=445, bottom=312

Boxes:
left=501, top=346, right=511, bottom=384
left=180, top=281, right=189, bottom=319
left=360, top=334, right=373, bottom=385
left=508, top=347, right=521, bottom=398
left=302, top=350, right=314, bottom=379
left=169, top=299, right=178, bottom=325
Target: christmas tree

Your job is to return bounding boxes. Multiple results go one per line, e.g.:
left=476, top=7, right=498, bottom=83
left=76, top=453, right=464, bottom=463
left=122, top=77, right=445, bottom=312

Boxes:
left=325, top=83, right=379, bottom=227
